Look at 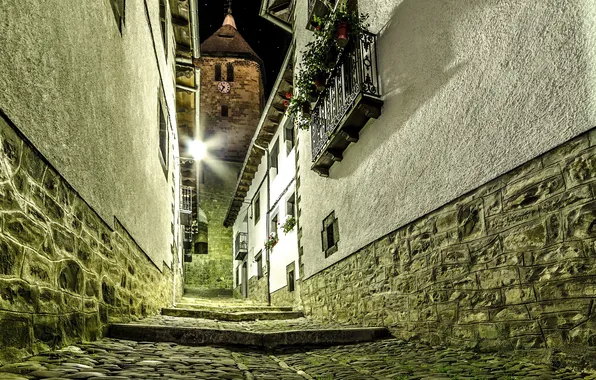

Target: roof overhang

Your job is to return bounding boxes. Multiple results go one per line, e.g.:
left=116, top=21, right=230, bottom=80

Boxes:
left=223, top=47, right=295, bottom=227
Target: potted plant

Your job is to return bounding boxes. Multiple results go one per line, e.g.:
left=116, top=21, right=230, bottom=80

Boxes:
left=264, top=232, right=279, bottom=251
left=282, top=216, right=297, bottom=234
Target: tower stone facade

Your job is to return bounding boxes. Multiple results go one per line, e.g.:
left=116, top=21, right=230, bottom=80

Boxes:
left=185, top=12, right=263, bottom=289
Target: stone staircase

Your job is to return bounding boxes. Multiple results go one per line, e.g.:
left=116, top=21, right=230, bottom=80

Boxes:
left=108, top=290, right=391, bottom=349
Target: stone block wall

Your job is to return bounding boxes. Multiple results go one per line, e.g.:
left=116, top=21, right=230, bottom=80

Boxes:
left=186, top=161, right=241, bottom=289
left=248, top=276, right=268, bottom=304
left=301, top=128, right=596, bottom=352
left=271, top=283, right=301, bottom=309
left=0, top=115, right=174, bottom=365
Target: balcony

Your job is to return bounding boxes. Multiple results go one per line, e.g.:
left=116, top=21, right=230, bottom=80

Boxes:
left=234, top=232, right=248, bottom=261
left=307, top=0, right=334, bottom=30
left=180, top=185, right=193, bottom=225
left=311, top=32, right=383, bottom=177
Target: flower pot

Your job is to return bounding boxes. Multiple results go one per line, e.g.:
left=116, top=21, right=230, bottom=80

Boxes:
left=283, top=100, right=289, bottom=108
left=325, top=49, right=337, bottom=69
left=308, top=91, right=318, bottom=103
left=336, top=21, right=349, bottom=48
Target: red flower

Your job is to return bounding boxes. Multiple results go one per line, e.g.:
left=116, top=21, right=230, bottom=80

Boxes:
left=285, top=92, right=292, bottom=99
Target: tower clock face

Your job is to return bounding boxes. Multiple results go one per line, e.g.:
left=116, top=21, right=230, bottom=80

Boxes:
left=218, top=81, right=231, bottom=94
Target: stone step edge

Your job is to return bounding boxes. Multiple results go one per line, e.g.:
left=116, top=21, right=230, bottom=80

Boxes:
left=108, top=324, right=391, bottom=349
left=162, top=308, right=305, bottom=321
left=174, top=303, right=294, bottom=312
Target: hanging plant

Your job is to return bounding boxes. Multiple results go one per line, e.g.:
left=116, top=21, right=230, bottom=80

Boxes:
left=286, top=3, right=369, bottom=130
left=264, top=232, right=279, bottom=251
left=282, top=216, right=297, bottom=234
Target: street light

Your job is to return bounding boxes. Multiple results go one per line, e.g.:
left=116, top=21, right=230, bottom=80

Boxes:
left=188, top=140, right=206, bottom=161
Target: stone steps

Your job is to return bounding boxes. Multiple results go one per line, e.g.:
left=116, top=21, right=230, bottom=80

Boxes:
left=162, top=308, right=305, bottom=321
left=107, top=323, right=391, bottom=349
left=175, top=303, right=293, bottom=312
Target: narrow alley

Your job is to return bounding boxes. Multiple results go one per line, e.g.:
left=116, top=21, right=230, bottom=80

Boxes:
left=1, top=289, right=592, bottom=379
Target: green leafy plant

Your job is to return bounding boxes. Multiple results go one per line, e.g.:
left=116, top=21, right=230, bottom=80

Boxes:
left=264, top=232, right=278, bottom=251
left=287, top=2, right=369, bottom=130
left=282, top=216, right=296, bottom=234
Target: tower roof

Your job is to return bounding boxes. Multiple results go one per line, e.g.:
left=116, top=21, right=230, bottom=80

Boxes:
left=200, top=12, right=262, bottom=64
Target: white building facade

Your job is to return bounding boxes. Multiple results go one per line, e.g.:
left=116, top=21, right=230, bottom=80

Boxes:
left=225, top=50, right=300, bottom=306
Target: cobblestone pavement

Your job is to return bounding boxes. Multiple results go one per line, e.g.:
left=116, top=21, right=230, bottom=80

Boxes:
left=1, top=338, right=594, bottom=379
left=126, top=315, right=355, bottom=332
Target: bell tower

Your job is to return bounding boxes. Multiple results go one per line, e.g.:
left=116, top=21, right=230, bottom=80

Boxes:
left=185, top=9, right=264, bottom=290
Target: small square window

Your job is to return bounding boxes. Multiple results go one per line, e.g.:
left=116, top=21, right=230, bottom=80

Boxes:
left=321, top=211, right=339, bottom=257
left=271, top=214, right=278, bottom=234
left=288, top=270, right=295, bottom=292
left=284, top=117, right=295, bottom=154
left=159, top=0, right=168, bottom=59
left=286, top=193, right=295, bottom=218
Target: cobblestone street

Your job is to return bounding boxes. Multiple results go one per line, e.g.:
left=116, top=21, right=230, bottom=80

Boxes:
left=1, top=338, right=595, bottom=379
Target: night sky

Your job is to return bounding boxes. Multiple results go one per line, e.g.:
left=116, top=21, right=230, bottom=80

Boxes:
left=198, top=0, right=292, bottom=97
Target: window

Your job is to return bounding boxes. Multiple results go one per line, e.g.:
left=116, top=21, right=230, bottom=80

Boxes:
left=159, top=0, right=167, bottom=58
left=286, top=193, right=295, bottom=218
left=254, top=194, right=260, bottom=223
left=255, top=250, right=263, bottom=279
left=321, top=211, right=339, bottom=257
left=236, top=266, right=240, bottom=286
left=158, top=98, right=169, bottom=174
left=284, top=116, right=295, bottom=154
left=109, top=0, right=125, bottom=33
left=271, top=213, right=278, bottom=234
left=215, top=64, right=222, bottom=81
left=226, top=63, right=234, bottom=82
left=221, top=105, right=229, bottom=117
left=288, top=270, right=295, bottom=292
left=270, top=138, right=279, bottom=172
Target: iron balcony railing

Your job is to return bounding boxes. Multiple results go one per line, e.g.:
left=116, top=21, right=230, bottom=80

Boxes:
left=235, top=232, right=248, bottom=260
left=311, top=31, right=381, bottom=162
left=181, top=186, right=193, bottom=213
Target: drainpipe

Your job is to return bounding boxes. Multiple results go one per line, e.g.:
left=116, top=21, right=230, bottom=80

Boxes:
left=253, top=142, right=271, bottom=306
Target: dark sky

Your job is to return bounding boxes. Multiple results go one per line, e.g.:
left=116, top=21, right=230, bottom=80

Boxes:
left=198, top=0, right=292, bottom=97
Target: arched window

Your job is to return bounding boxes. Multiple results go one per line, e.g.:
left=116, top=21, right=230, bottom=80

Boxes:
left=221, top=105, right=229, bottom=117
left=226, top=63, right=234, bottom=82
left=214, top=64, right=222, bottom=81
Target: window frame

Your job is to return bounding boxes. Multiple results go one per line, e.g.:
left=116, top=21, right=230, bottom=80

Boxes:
left=270, top=138, right=279, bottom=172
left=109, top=0, right=126, bottom=34
left=215, top=64, right=222, bottom=81
left=221, top=105, right=229, bottom=117
left=255, top=250, right=263, bottom=279
left=159, top=0, right=168, bottom=61
left=286, top=193, right=295, bottom=218
left=226, top=63, right=234, bottom=82
left=321, top=211, right=339, bottom=257
left=254, top=194, right=261, bottom=224
left=158, top=94, right=169, bottom=177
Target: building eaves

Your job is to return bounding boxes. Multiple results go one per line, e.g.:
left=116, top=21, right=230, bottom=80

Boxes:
left=223, top=47, right=294, bottom=227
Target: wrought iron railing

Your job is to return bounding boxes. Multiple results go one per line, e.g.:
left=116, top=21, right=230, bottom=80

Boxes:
left=235, top=232, right=248, bottom=255
left=181, top=186, right=192, bottom=213
left=311, top=31, right=381, bottom=161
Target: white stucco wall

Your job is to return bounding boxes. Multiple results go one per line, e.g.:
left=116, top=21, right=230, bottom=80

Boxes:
left=296, top=0, right=596, bottom=279
left=232, top=116, right=299, bottom=290
left=0, top=0, right=179, bottom=268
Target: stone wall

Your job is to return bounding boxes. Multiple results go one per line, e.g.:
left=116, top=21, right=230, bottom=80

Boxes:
left=248, top=276, right=268, bottom=304
left=185, top=161, right=242, bottom=289
left=271, top=282, right=301, bottom=309
left=301, top=128, right=596, bottom=352
left=0, top=114, right=174, bottom=365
